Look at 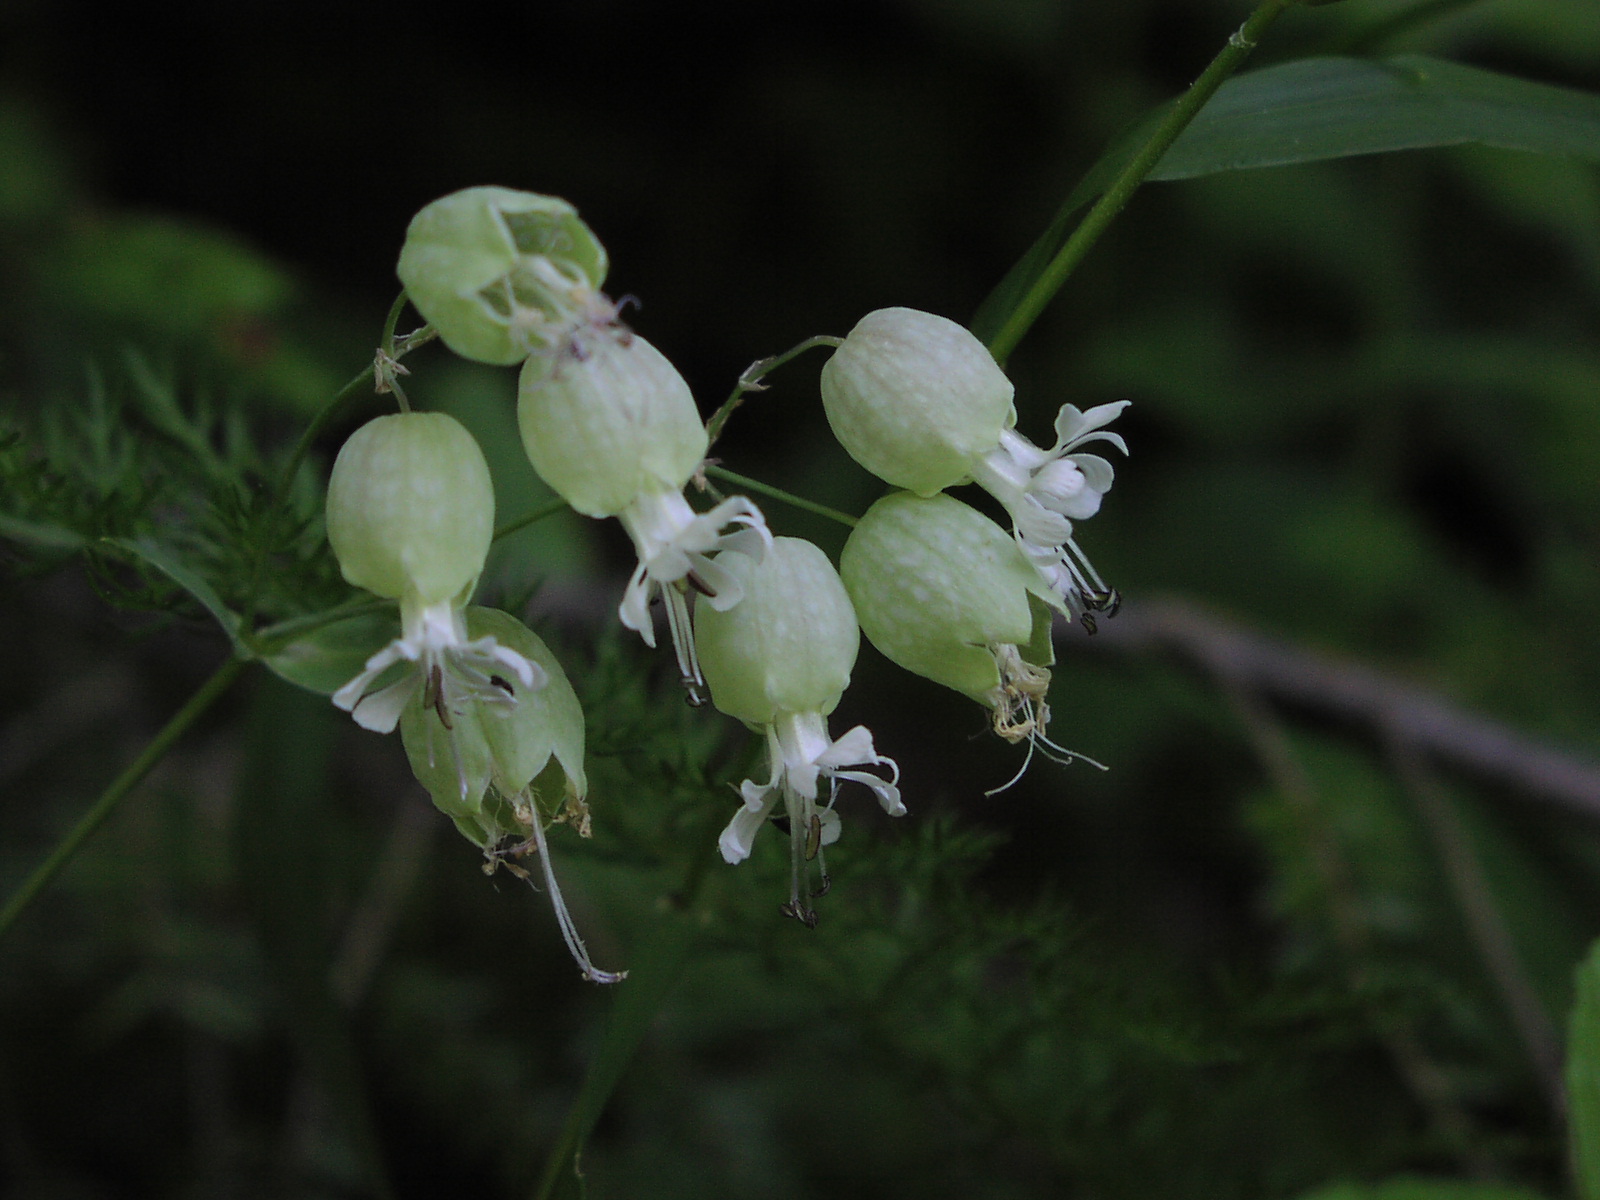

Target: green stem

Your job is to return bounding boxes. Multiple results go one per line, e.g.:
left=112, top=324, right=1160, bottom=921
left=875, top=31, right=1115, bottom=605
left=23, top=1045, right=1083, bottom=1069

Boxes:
left=0, top=655, right=248, bottom=943
left=984, top=0, right=1294, bottom=363
left=493, top=497, right=572, bottom=543
left=704, top=335, right=843, bottom=447
left=704, top=465, right=858, bottom=529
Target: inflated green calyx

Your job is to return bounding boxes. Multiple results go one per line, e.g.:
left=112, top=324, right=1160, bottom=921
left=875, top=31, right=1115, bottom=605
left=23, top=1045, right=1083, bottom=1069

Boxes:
left=325, top=411, right=494, bottom=607
left=517, top=332, right=707, bottom=518
left=840, top=491, right=1059, bottom=720
left=821, top=307, right=1016, bottom=495
left=696, top=536, right=860, bottom=726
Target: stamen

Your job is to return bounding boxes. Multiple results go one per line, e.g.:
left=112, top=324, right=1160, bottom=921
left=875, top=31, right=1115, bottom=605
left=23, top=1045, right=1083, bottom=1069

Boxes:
left=524, top=810, right=628, bottom=984
left=428, top=665, right=452, bottom=730
left=663, top=585, right=709, bottom=706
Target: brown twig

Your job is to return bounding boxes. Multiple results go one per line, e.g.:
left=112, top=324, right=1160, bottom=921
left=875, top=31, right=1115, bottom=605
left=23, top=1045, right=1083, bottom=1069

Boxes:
left=1063, top=596, right=1600, bottom=822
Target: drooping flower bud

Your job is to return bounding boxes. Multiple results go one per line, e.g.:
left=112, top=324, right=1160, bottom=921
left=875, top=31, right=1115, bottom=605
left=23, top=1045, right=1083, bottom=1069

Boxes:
left=694, top=537, right=902, bottom=926
left=821, top=307, right=1127, bottom=626
left=839, top=491, right=1061, bottom=746
left=397, top=186, right=613, bottom=366
left=516, top=331, right=770, bottom=701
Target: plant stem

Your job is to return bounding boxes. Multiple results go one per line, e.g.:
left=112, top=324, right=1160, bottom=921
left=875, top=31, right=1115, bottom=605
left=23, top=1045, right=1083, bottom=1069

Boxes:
left=0, top=655, right=248, bottom=943
left=985, top=0, right=1294, bottom=363
left=493, top=497, right=573, bottom=543
left=703, top=465, right=858, bottom=529
left=704, top=335, right=843, bottom=447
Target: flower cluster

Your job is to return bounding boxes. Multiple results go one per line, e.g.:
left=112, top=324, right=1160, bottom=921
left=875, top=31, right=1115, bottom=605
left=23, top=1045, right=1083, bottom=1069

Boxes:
left=321, top=188, right=1127, bottom=949
left=822, top=307, right=1127, bottom=629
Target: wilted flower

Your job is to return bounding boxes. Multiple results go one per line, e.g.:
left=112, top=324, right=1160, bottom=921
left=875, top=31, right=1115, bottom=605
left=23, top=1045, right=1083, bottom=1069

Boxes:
left=397, top=186, right=615, bottom=366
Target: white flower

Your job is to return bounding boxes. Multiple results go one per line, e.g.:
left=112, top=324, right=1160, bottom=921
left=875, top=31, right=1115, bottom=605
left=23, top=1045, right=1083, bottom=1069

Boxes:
left=616, top=488, right=771, bottom=703
left=968, top=401, right=1127, bottom=627
left=333, top=598, right=544, bottom=737
left=718, top=712, right=903, bottom=926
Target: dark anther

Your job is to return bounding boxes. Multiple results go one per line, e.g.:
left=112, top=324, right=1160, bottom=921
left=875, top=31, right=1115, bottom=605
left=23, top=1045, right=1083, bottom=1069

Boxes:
left=490, top=674, right=514, bottom=694
left=426, top=665, right=453, bottom=729
left=1079, top=612, right=1099, bottom=636
left=682, top=678, right=709, bottom=707
left=811, top=873, right=832, bottom=899
left=1088, top=588, right=1122, bottom=618
left=804, top=813, right=822, bottom=861
left=780, top=900, right=819, bottom=929
left=685, top=570, right=715, bottom=598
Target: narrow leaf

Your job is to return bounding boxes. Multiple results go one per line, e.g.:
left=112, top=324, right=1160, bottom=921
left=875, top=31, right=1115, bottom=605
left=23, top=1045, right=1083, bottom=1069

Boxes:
left=1294, top=1180, right=1550, bottom=1199
left=973, top=55, right=1600, bottom=344
left=1570, top=937, right=1600, bottom=1200
left=109, top=534, right=245, bottom=651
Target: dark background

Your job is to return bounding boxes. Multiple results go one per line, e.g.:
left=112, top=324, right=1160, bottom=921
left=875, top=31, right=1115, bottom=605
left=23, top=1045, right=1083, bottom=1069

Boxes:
left=2, top=1, right=1600, bottom=1197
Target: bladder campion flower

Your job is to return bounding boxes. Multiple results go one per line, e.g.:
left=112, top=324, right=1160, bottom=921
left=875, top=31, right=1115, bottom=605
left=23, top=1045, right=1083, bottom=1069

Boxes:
left=821, top=306, right=1127, bottom=627
left=695, top=536, right=902, bottom=926
left=397, top=186, right=616, bottom=366
left=517, top=329, right=769, bottom=702
left=840, top=491, right=1098, bottom=785
left=325, top=411, right=544, bottom=735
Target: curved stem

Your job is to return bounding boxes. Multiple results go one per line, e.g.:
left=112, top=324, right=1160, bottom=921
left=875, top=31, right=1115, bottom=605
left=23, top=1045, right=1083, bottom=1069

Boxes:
left=703, top=465, right=858, bottom=529
left=704, top=335, right=843, bottom=447
left=0, top=655, right=249, bottom=943
left=985, top=0, right=1294, bottom=363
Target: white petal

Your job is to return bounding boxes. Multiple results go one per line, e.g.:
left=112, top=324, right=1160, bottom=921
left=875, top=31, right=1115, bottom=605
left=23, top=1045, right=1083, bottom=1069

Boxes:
left=1053, top=399, right=1129, bottom=449
left=817, top=724, right=877, bottom=768
left=816, top=806, right=842, bottom=847
left=350, top=673, right=421, bottom=733
left=331, top=639, right=415, bottom=713
left=740, top=776, right=778, bottom=811
left=691, top=553, right=746, bottom=612
left=618, top=565, right=658, bottom=647
left=829, top=768, right=906, bottom=818
left=1015, top=499, right=1073, bottom=546
left=1070, top=453, right=1116, bottom=495
left=716, top=524, right=771, bottom=562
left=719, top=802, right=770, bottom=864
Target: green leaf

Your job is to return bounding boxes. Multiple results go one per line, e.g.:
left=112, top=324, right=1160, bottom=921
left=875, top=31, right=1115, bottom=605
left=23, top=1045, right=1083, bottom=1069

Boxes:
left=108, top=534, right=245, bottom=652
left=1294, top=1180, right=1551, bottom=1200
left=1295, top=1178, right=1551, bottom=1200
left=1569, top=938, right=1600, bottom=1200
left=973, top=55, right=1600, bottom=344
left=262, top=608, right=399, bottom=696
left=1151, top=56, right=1600, bottom=180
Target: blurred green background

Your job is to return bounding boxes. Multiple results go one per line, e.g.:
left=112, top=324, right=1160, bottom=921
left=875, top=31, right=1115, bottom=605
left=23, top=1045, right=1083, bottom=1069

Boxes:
left=2, top=0, right=1599, bottom=1196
